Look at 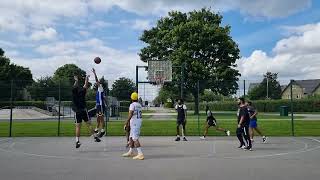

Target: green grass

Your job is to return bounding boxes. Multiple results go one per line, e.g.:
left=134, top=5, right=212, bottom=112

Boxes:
left=0, top=119, right=319, bottom=137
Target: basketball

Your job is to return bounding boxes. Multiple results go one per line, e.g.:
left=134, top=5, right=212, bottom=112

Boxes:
left=94, top=57, right=101, bottom=64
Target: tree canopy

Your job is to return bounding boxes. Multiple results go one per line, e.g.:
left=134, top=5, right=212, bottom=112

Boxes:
left=139, top=8, right=240, bottom=113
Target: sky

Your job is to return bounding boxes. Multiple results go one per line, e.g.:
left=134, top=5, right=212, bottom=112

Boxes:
left=0, top=0, right=320, bottom=100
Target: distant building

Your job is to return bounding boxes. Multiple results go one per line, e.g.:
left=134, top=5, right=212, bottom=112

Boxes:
left=281, top=79, right=320, bottom=99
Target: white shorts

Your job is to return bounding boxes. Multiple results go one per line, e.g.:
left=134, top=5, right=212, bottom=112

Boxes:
left=130, top=119, right=142, bottom=141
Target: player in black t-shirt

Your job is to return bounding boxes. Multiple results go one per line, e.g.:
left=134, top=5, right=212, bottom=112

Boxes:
left=200, top=110, right=230, bottom=140
left=72, top=75, right=101, bottom=148
left=175, top=99, right=187, bottom=141
left=236, top=98, right=252, bottom=151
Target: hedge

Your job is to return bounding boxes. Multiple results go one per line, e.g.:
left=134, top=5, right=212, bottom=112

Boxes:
left=186, top=99, right=320, bottom=112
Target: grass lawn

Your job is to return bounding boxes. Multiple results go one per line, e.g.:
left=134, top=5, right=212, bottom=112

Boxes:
left=0, top=118, right=319, bottom=137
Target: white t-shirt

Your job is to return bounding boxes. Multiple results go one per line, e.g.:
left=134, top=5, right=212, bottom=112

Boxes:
left=129, top=102, right=142, bottom=121
left=175, top=104, right=187, bottom=110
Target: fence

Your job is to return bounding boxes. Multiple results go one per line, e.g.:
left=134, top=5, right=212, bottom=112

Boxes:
left=1, top=79, right=320, bottom=137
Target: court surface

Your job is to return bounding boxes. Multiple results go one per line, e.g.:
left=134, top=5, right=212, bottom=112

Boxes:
left=0, top=136, right=319, bottom=180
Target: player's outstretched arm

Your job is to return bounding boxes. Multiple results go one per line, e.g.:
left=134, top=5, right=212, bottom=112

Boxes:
left=73, top=75, right=79, bottom=87
left=92, top=68, right=100, bottom=85
left=83, top=75, right=90, bottom=89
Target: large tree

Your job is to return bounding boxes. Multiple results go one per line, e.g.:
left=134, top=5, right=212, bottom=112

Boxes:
left=248, top=72, right=282, bottom=100
left=110, top=77, right=135, bottom=101
left=0, top=48, right=33, bottom=100
left=139, top=8, right=240, bottom=114
left=53, top=64, right=86, bottom=86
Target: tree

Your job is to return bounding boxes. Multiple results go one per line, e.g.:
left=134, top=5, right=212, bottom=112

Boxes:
left=0, top=48, right=33, bottom=100
left=52, top=64, right=87, bottom=100
left=53, top=64, right=86, bottom=86
left=110, top=77, right=135, bottom=101
left=248, top=72, right=282, bottom=100
left=28, top=77, right=58, bottom=100
left=139, top=8, right=240, bottom=114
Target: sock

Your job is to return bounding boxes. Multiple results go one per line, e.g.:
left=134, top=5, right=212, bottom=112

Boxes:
left=177, top=135, right=180, bottom=137
left=137, top=147, right=143, bottom=154
left=101, top=129, right=105, bottom=133
left=76, top=137, right=79, bottom=142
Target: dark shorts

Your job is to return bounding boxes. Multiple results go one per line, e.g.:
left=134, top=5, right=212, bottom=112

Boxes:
left=207, top=120, right=217, bottom=127
left=75, top=110, right=90, bottom=124
left=177, top=119, right=186, bottom=126
left=249, top=119, right=258, bottom=128
left=96, top=105, right=106, bottom=116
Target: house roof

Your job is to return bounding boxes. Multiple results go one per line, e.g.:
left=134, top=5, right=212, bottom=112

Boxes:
left=282, top=79, right=320, bottom=95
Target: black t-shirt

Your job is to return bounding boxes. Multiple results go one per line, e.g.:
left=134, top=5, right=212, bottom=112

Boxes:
left=237, top=106, right=250, bottom=125
left=176, top=104, right=186, bottom=121
left=247, top=106, right=257, bottom=120
left=72, top=86, right=87, bottom=112
left=207, top=116, right=216, bottom=122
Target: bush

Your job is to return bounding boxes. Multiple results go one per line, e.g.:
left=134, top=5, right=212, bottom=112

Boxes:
left=186, top=99, right=320, bottom=112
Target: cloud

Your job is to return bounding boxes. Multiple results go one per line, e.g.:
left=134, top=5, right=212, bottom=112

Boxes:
left=29, top=27, right=57, bottom=41
left=9, top=38, right=144, bottom=82
left=132, top=19, right=153, bottom=30
left=237, top=22, right=320, bottom=80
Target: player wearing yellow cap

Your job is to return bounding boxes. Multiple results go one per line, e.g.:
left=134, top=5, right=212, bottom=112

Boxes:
left=122, top=92, right=144, bottom=160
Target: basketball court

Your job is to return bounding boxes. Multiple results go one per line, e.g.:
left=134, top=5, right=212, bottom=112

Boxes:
left=0, top=136, right=319, bottom=180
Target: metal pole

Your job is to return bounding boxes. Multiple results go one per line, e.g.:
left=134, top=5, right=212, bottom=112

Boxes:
left=136, top=66, right=139, bottom=93
left=290, top=80, right=294, bottom=136
left=243, top=79, right=246, bottom=97
left=267, top=75, right=269, bottom=99
left=197, top=80, right=200, bottom=136
left=58, top=81, right=61, bottom=136
left=181, top=63, right=185, bottom=99
left=9, top=80, right=13, bottom=137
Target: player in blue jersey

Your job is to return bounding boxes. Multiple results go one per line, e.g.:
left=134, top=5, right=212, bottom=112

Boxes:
left=92, top=68, right=106, bottom=138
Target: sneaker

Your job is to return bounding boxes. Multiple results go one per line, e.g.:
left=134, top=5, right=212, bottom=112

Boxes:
left=122, top=151, right=136, bottom=157
left=226, top=130, right=231, bottom=136
left=238, top=144, right=245, bottom=149
left=262, top=136, right=268, bottom=143
left=132, top=153, right=144, bottom=160
left=244, top=146, right=253, bottom=151
left=183, top=137, right=188, bottom=141
left=200, top=136, right=206, bottom=140
left=99, top=131, right=105, bottom=138
left=76, top=141, right=81, bottom=148
left=175, top=137, right=181, bottom=141
left=94, top=136, right=101, bottom=142
left=94, top=129, right=99, bottom=134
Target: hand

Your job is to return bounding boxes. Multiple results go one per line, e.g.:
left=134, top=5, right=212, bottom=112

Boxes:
left=86, top=75, right=90, bottom=80
left=123, top=125, right=127, bottom=131
left=74, top=75, right=78, bottom=81
left=237, top=124, right=241, bottom=128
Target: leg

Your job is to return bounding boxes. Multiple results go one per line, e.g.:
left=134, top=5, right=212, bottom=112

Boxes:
left=243, top=126, right=252, bottom=149
left=85, top=121, right=101, bottom=142
left=254, top=127, right=263, bottom=136
left=175, top=122, right=181, bottom=141
left=182, top=121, right=187, bottom=141
left=249, top=127, right=254, bottom=140
left=236, top=127, right=245, bottom=148
left=203, top=124, right=210, bottom=137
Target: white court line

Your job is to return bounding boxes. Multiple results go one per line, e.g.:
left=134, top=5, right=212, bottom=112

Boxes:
left=0, top=137, right=319, bottom=161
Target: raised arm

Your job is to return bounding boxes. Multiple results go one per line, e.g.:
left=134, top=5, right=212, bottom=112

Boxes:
left=83, top=75, right=90, bottom=89
left=92, top=68, right=100, bottom=85
left=73, top=75, right=79, bottom=87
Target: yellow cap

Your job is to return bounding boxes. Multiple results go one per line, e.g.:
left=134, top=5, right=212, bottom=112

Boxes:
left=131, top=92, right=138, bottom=101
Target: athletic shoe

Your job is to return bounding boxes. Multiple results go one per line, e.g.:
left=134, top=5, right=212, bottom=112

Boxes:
left=132, top=154, right=144, bottom=160
left=175, top=137, right=181, bottom=141
left=200, top=136, right=206, bottom=140
left=94, top=137, right=101, bottom=142
left=94, top=129, right=99, bottom=134
left=238, top=145, right=245, bottom=149
left=226, top=130, right=231, bottom=136
left=262, top=136, right=268, bottom=143
left=183, top=137, right=188, bottom=141
left=122, top=151, right=136, bottom=157
left=99, top=131, right=105, bottom=138
left=76, top=141, right=81, bottom=148
left=244, top=146, right=253, bottom=151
